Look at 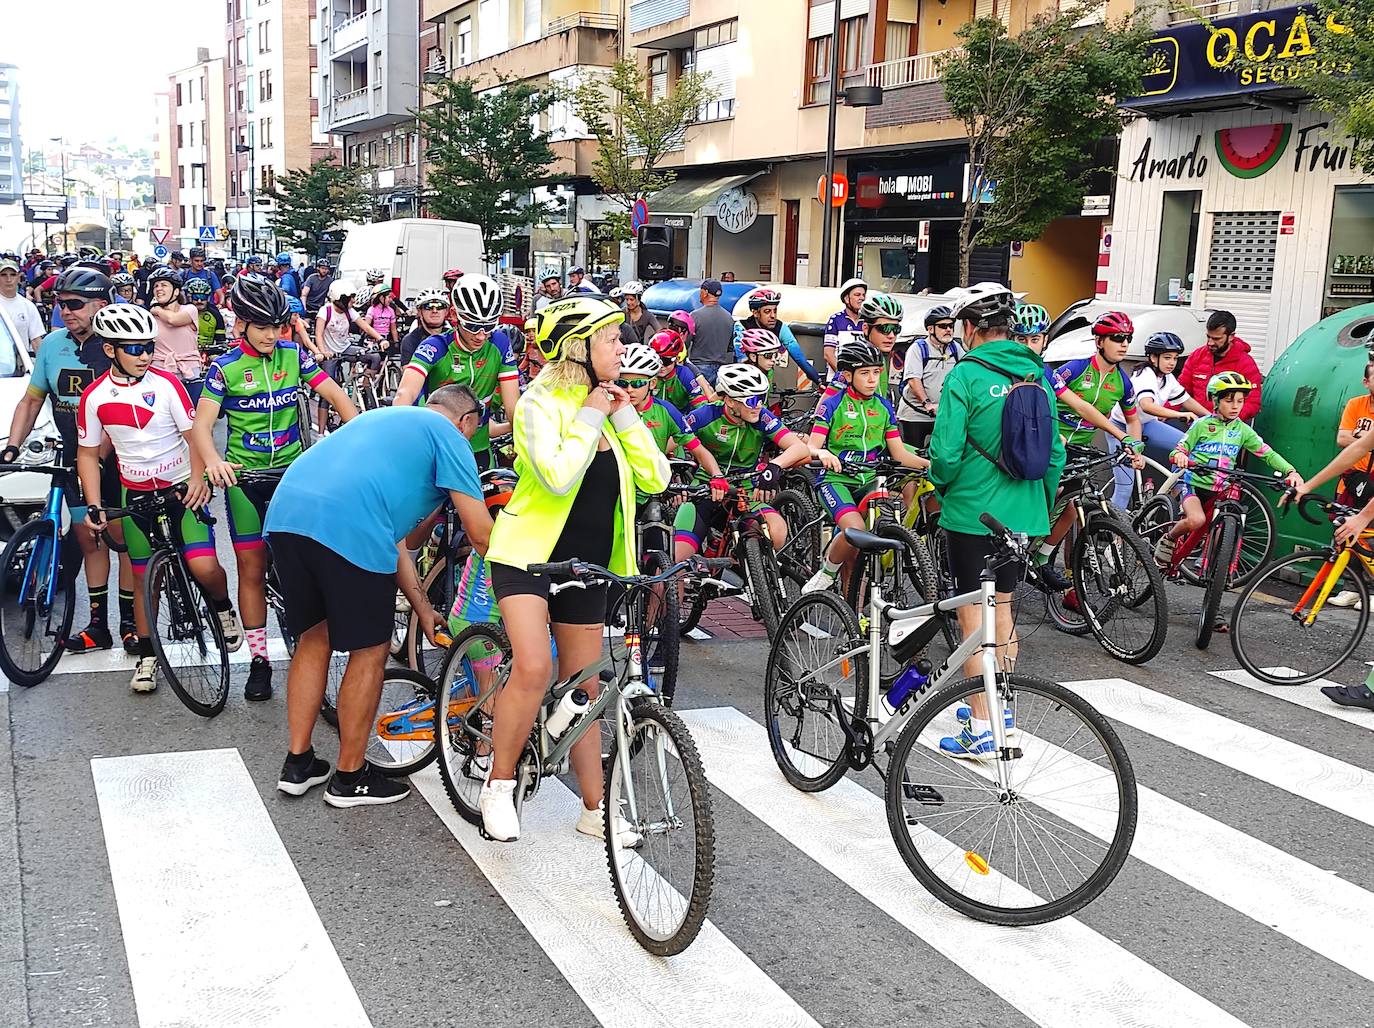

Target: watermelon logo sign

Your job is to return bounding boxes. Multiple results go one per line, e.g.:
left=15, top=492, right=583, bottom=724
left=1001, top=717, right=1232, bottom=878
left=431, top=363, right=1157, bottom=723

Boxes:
left=1215, top=123, right=1292, bottom=179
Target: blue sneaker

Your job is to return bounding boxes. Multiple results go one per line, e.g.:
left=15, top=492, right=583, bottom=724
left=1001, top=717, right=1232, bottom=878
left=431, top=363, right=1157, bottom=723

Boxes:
left=956, top=705, right=1016, bottom=735
left=939, top=726, right=996, bottom=759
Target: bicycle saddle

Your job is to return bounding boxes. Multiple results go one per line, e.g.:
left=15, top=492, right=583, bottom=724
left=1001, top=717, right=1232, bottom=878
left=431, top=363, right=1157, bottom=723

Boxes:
left=841, top=528, right=906, bottom=553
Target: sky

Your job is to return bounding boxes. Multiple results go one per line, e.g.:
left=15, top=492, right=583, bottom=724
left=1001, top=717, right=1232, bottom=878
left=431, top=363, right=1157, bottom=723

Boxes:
left=1, top=2, right=225, bottom=148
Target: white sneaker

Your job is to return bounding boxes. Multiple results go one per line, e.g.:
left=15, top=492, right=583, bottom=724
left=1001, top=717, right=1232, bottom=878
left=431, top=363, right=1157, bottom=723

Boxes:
left=217, top=607, right=244, bottom=652
left=576, top=800, right=642, bottom=849
left=130, top=655, right=158, bottom=693
left=802, top=569, right=835, bottom=594
left=1329, top=590, right=1363, bottom=608
left=479, top=778, right=520, bottom=842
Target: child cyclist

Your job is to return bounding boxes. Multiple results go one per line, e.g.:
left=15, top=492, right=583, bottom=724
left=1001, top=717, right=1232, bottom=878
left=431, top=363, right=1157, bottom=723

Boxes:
left=737, top=327, right=788, bottom=391
left=618, top=343, right=724, bottom=507
left=1154, top=371, right=1302, bottom=566
left=649, top=330, right=711, bottom=412
left=803, top=340, right=930, bottom=594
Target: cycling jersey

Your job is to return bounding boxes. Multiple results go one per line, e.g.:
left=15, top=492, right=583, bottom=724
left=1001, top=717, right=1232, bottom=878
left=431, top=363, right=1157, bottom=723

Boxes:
left=684, top=402, right=789, bottom=474
left=77, top=368, right=196, bottom=490
left=813, top=387, right=900, bottom=467
left=27, top=328, right=112, bottom=455
left=203, top=340, right=329, bottom=469
left=405, top=331, right=517, bottom=453
left=657, top=363, right=708, bottom=411
left=1051, top=355, right=1138, bottom=446
left=823, top=310, right=864, bottom=354
left=1173, top=415, right=1293, bottom=492
left=195, top=306, right=226, bottom=351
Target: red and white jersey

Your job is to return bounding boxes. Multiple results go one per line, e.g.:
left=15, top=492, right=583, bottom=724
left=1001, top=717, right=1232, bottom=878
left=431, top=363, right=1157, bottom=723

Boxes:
left=77, top=368, right=196, bottom=491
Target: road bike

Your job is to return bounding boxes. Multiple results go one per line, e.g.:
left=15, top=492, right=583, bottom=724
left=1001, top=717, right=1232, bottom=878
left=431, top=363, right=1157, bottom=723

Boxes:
left=765, top=514, right=1137, bottom=925
left=1229, top=493, right=1374, bottom=685
left=433, top=556, right=728, bottom=955
left=0, top=439, right=79, bottom=686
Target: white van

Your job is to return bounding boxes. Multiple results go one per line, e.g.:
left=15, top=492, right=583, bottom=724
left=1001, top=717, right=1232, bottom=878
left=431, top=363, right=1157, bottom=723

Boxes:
left=335, top=219, right=484, bottom=308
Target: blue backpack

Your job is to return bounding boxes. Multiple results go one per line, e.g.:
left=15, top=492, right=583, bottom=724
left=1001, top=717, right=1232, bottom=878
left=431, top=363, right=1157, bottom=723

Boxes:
left=965, top=354, right=1054, bottom=481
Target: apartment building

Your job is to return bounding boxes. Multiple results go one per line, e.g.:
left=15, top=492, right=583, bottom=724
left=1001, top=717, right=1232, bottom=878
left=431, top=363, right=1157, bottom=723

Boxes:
left=224, top=0, right=339, bottom=255
left=318, top=0, right=421, bottom=218
left=0, top=64, right=21, bottom=205
left=165, top=50, right=229, bottom=251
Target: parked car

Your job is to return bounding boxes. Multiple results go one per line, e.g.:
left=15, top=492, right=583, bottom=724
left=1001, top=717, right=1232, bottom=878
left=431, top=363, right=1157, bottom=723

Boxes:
left=1044, top=299, right=1211, bottom=365
left=335, top=219, right=485, bottom=311
left=0, top=305, right=62, bottom=540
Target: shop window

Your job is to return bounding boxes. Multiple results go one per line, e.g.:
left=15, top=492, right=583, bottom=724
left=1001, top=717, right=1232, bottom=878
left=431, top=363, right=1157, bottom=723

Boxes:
left=1153, top=190, right=1201, bottom=305
left=1205, top=211, right=1279, bottom=292
left=1323, top=185, right=1374, bottom=318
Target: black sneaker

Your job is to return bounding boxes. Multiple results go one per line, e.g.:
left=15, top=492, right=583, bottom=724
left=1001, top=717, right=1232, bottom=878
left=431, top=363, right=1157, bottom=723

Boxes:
left=323, top=763, right=410, bottom=808
left=244, top=656, right=273, bottom=701
left=277, top=750, right=331, bottom=796
left=1037, top=562, right=1073, bottom=592
left=120, top=624, right=139, bottom=655
left=65, top=622, right=113, bottom=653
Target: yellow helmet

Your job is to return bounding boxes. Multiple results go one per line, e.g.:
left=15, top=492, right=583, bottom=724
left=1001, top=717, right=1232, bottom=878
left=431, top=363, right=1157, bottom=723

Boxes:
left=532, top=296, right=624, bottom=361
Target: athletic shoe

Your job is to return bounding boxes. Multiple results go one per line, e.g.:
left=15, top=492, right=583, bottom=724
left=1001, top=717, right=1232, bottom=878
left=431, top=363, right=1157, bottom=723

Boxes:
left=130, top=656, right=158, bottom=693
left=65, top=622, right=113, bottom=653
left=245, top=656, right=273, bottom=701
left=938, top=725, right=995, bottom=759
left=1062, top=588, right=1082, bottom=613
left=576, top=800, right=642, bottom=848
left=1036, top=562, right=1072, bottom=592
left=277, top=751, right=331, bottom=796
left=1328, top=590, right=1363, bottom=608
left=802, top=568, right=835, bottom=594
left=1321, top=684, right=1374, bottom=710
left=217, top=608, right=244, bottom=652
left=121, top=625, right=139, bottom=655
left=323, top=763, right=410, bottom=808
left=479, top=777, right=520, bottom=841
left=956, top=705, right=1016, bottom=735
left=1153, top=534, right=1176, bottom=566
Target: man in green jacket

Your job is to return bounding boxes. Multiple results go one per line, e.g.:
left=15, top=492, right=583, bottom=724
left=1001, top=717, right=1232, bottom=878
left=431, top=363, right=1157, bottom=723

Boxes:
left=928, top=283, right=1066, bottom=758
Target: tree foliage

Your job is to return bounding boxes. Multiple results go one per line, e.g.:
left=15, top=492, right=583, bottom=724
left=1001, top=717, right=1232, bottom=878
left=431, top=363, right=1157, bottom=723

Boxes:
left=1289, top=0, right=1374, bottom=171
left=940, top=8, right=1153, bottom=285
left=263, top=156, right=368, bottom=255
left=416, top=77, right=559, bottom=262
left=567, top=59, right=715, bottom=241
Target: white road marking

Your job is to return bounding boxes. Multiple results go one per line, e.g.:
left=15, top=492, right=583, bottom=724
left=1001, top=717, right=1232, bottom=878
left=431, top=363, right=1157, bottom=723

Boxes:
left=1208, top=667, right=1374, bottom=730
left=91, top=748, right=372, bottom=1028
left=682, top=707, right=1248, bottom=1028
left=686, top=627, right=712, bottom=640
left=1065, top=677, right=1374, bottom=829
left=411, top=766, right=819, bottom=1028
left=48, top=636, right=291, bottom=675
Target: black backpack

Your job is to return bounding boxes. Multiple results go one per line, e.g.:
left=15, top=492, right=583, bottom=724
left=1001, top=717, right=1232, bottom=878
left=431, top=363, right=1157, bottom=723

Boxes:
left=964, top=354, right=1054, bottom=481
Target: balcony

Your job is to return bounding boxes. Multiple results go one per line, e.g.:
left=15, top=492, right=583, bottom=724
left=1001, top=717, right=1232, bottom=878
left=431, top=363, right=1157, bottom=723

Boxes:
left=436, top=17, right=619, bottom=87
left=1166, top=0, right=1238, bottom=25
left=330, top=10, right=369, bottom=57
left=330, top=87, right=372, bottom=123
left=629, top=0, right=688, bottom=35
left=865, top=50, right=949, bottom=90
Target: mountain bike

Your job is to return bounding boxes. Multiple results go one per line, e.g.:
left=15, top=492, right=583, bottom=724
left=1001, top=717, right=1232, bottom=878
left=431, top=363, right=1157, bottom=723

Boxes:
left=764, top=514, right=1137, bottom=925
left=433, top=556, right=728, bottom=956
left=0, top=439, right=79, bottom=686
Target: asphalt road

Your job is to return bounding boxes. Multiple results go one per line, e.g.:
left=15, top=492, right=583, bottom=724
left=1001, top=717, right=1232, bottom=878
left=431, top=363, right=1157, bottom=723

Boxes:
left=3, top=566, right=1374, bottom=1028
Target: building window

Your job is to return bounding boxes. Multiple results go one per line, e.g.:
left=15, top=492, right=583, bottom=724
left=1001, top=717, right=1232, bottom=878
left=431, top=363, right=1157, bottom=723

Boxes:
left=698, top=98, right=735, bottom=122
left=693, top=20, right=737, bottom=49
left=177, top=124, right=184, bottom=148
left=261, top=117, right=273, bottom=148
left=189, top=121, right=196, bottom=146
left=1323, top=185, right=1374, bottom=318
left=310, top=69, right=318, bottom=99
left=840, top=16, right=867, bottom=77
left=457, top=18, right=472, bottom=66
left=176, top=82, right=183, bottom=105
left=373, top=50, right=383, bottom=84
left=178, top=165, right=186, bottom=188
left=805, top=34, right=831, bottom=105
left=257, top=20, right=270, bottom=53
left=261, top=165, right=274, bottom=192
left=649, top=53, right=669, bottom=101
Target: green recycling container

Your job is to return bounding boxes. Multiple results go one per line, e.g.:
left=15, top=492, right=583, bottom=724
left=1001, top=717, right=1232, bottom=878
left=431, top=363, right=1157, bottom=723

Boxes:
left=1253, top=302, right=1374, bottom=557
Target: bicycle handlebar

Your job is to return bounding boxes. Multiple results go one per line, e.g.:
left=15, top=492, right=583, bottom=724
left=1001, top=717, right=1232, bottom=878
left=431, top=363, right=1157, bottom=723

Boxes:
left=92, top=484, right=217, bottom=554
left=529, top=554, right=732, bottom=590
left=1288, top=490, right=1358, bottom=526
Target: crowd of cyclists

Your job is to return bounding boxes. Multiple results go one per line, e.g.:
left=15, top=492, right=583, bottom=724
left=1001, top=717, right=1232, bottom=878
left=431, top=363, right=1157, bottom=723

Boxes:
left=5, top=240, right=1374, bottom=845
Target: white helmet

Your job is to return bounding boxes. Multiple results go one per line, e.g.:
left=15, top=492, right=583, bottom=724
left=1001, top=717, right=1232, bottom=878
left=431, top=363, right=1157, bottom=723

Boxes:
left=326, top=279, right=355, bottom=303
left=621, top=280, right=645, bottom=296
left=451, top=273, right=502, bottom=326
left=609, top=287, right=625, bottom=300
left=949, top=281, right=1015, bottom=328
left=414, top=287, right=449, bottom=309
left=716, top=362, right=771, bottom=400
left=92, top=303, right=157, bottom=342
left=620, top=343, right=662, bottom=378
left=540, top=266, right=562, bottom=284
left=839, top=277, right=867, bottom=301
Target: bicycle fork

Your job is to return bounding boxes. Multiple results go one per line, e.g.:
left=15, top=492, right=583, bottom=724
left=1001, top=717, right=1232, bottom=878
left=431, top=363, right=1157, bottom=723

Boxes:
left=1295, top=548, right=1352, bottom=625
left=979, top=577, right=1018, bottom=783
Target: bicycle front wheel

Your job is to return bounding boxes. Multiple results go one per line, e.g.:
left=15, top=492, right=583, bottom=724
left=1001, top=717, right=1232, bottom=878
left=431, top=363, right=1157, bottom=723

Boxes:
left=1196, top=517, right=1238, bottom=650
left=605, top=699, right=714, bottom=956
left=741, top=535, right=786, bottom=640
left=885, top=674, right=1137, bottom=926
left=435, top=623, right=510, bottom=824
left=1179, top=479, right=1275, bottom=588
left=0, top=519, right=76, bottom=687
left=1229, top=549, right=1370, bottom=684
left=145, top=550, right=229, bottom=717
left=637, top=550, right=680, bottom=705
left=1072, top=514, right=1168, bottom=665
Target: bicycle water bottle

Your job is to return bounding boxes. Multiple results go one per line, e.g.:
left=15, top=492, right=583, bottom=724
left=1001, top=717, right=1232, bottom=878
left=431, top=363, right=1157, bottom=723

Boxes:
left=545, top=688, right=590, bottom=740
left=886, top=659, right=934, bottom=709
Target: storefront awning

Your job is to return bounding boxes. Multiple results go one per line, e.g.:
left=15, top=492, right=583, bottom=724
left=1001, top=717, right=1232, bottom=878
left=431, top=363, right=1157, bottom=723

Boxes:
left=647, top=171, right=764, bottom=215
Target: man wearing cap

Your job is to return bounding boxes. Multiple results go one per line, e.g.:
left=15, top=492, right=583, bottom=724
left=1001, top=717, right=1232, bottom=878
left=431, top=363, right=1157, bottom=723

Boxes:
left=0, top=257, right=46, bottom=353
left=301, top=259, right=336, bottom=319
left=690, top=278, right=735, bottom=387
left=566, top=266, right=597, bottom=295
left=534, top=268, right=564, bottom=312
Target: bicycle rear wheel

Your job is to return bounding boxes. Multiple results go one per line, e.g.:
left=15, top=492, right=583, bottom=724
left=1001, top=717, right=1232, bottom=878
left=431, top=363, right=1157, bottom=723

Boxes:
left=1196, top=517, right=1238, bottom=650
left=1229, top=549, right=1370, bottom=684
left=406, top=552, right=454, bottom=679
left=741, top=535, right=786, bottom=640
left=0, top=519, right=76, bottom=687
left=844, top=520, right=947, bottom=667
left=435, top=623, right=511, bottom=824
left=885, top=674, right=1137, bottom=926
left=1072, top=515, right=1168, bottom=665
left=605, top=699, right=714, bottom=956
left=773, top=487, right=821, bottom=606
left=145, top=550, right=229, bottom=717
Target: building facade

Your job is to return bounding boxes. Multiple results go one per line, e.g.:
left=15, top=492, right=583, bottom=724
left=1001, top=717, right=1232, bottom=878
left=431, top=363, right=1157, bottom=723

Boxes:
left=0, top=64, right=21, bottom=205
left=167, top=50, right=229, bottom=251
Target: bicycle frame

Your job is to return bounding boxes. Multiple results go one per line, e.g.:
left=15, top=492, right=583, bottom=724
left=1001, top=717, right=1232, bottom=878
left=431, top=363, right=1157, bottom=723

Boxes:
left=17, top=474, right=67, bottom=610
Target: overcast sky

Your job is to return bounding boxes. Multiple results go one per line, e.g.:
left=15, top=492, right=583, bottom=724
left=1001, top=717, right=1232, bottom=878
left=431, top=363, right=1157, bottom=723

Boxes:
left=1, top=2, right=224, bottom=148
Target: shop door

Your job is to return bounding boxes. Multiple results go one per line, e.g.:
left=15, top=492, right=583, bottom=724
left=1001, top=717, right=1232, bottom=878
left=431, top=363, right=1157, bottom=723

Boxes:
left=783, top=201, right=800, bottom=285
left=928, top=222, right=1009, bottom=292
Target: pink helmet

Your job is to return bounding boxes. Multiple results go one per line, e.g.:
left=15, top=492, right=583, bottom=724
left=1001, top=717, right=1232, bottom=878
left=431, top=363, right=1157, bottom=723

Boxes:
left=739, top=327, right=782, bottom=354
left=649, top=330, right=685, bottom=363
left=667, top=309, right=696, bottom=338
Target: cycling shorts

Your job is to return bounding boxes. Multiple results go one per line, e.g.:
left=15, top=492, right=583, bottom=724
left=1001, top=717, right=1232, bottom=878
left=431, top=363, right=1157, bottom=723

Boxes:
left=816, top=475, right=880, bottom=522
left=488, top=560, right=607, bottom=626
left=944, top=529, right=1024, bottom=595
left=224, top=477, right=281, bottom=552
left=673, top=497, right=776, bottom=552
left=121, top=486, right=216, bottom=570
left=67, top=457, right=122, bottom=524
left=1179, top=481, right=1218, bottom=506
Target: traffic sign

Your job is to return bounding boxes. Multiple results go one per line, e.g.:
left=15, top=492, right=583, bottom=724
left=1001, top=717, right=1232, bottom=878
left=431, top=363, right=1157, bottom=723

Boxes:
left=150, top=227, right=172, bottom=246
left=631, top=198, right=649, bottom=233
left=197, top=226, right=218, bottom=243
left=152, top=244, right=169, bottom=259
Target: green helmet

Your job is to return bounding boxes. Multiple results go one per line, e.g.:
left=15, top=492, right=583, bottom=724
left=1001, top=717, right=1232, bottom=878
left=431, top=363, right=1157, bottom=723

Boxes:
left=859, top=292, right=903, bottom=324
left=1012, top=303, right=1049, bottom=337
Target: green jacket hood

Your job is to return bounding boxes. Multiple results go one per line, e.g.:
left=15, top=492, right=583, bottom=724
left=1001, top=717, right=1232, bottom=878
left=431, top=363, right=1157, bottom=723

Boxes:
left=963, top=337, right=1046, bottom=379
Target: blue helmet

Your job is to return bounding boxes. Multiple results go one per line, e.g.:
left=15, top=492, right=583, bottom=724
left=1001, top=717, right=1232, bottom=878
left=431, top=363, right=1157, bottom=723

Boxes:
left=245, top=255, right=263, bottom=267
left=275, top=252, right=292, bottom=265
left=286, top=296, right=305, bottom=316
left=1012, top=302, right=1050, bottom=337
left=1144, top=331, right=1185, bottom=355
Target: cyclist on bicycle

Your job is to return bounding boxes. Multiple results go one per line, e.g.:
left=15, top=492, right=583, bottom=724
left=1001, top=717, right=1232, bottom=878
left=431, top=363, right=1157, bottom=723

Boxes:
left=281, top=296, right=313, bottom=351
left=393, top=274, right=519, bottom=472
left=1154, top=371, right=1301, bottom=565
left=400, top=288, right=450, bottom=366
left=819, top=292, right=906, bottom=406
left=77, top=304, right=242, bottom=694
left=185, top=277, right=226, bottom=359
left=480, top=296, right=671, bottom=843
left=897, top=304, right=961, bottom=449
left=111, top=272, right=138, bottom=306
left=802, top=340, right=930, bottom=594
left=736, top=327, right=788, bottom=391
left=619, top=343, right=723, bottom=499
left=315, top=280, right=385, bottom=433
left=649, top=330, right=711, bottom=412
left=192, top=277, right=359, bottom=700
left=1009, top=302, right=1049, bottom=358
left=672, top=363, right=811, bottom=564
left=733, top=288, right=822, bottom=388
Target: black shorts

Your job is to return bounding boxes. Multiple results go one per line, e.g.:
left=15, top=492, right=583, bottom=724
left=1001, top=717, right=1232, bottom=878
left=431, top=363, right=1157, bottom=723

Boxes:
left=944, top=529, right=1025, bottom=595
left=67, top=456, right=123, bottom=517
left=267, top=532, right=396, bottom=651
left=900, top=420, right=934, bottom=450
left=489, top=561, right=608, bottom=625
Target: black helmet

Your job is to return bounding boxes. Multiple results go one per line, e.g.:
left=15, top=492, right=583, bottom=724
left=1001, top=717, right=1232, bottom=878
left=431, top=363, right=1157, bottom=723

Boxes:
left=53, top=266, right=113, bottom=300
left=141, top=256, right=158, bottom=269
left=58, top=254, right=79, bottom=268
left=836, top=339, right=886, bottom=372
left=147, top=266, right=183, bottom=290
left=229, top=274, right=291, bottom=326
left=1144, top=331, right=1185, bottom=355
left=170, top=250, right=186, bottom=261
left=923, top=304, right=953, bottom=328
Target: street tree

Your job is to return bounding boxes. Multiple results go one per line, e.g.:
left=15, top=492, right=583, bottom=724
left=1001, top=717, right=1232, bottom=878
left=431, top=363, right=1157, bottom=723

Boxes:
left=1290, top=0, right=1374, bottom=172
left=263, top=156, right=368, bottom=256
left=939, top=8, right=1153, bottom=285
left=566, top=58, right=715, bottom=241
left=415, top=77, right=560, bottom=263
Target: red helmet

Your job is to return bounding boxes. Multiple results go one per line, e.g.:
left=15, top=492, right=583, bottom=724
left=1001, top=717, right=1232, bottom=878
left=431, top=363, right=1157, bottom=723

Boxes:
left=649, top=330, right=685, bottom=363
left=1092, top=311, right=1135, bottom=337
left=667, top=309, right=695, bottom=338
left=442, top=268, right=463, bottom=282
left=747, top=287, right=782, bottom=311
left=739, top=327, right=782, bottom=354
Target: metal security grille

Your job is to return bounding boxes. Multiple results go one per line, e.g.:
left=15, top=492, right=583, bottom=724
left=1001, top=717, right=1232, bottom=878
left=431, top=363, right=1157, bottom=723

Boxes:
left=1205, top=212, right=1279, bottom=292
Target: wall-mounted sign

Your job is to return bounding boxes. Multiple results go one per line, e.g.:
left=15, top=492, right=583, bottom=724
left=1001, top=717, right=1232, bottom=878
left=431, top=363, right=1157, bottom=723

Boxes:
left=1280, top=211, right=1296, bottom=234
left=715, top=187, right=760, bottom=234
left=1081, top=194, right=1111, bottom=216
left=856, top=169, right=959, bottom=208
left=1127, top=120, right=1357, bottom=183
left=22, top=194, right=67, bottom=224
left=917, top=220, right=930, bottom=253
left=816, top=173, right=849, bottom=207
left=654, top=214, right=692, bottom=229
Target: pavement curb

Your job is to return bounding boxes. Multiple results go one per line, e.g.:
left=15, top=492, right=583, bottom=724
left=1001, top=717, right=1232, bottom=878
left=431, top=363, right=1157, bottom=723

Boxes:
left=0, top=688, right=31, bottom=1027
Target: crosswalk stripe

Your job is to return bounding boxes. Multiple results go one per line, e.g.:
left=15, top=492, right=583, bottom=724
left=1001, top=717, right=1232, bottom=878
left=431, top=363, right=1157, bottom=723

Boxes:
left=91, top=748, right=373, bottom=1028
left=1065, top=678, right=1374, bottom=829
left=411, top=766, right=820, bottom=1028
left=1208, top=667, right=1374, bottom=731
left=49, top=636, right=292, bottom=676
left=681, top=707, right=1248, bottom=1028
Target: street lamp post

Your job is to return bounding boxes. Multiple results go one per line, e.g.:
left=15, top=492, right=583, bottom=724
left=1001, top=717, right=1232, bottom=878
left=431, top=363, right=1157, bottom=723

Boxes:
left=235, top=143, right=255, bottom=255
left=818, top=30, right=884, bottom=288
left=49, top=136, right=69, bottom=252
left=416, top=70, right=447, bottom=218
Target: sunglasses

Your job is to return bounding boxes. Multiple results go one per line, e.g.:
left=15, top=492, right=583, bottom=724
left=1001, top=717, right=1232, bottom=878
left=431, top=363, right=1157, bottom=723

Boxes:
left=1104, top=333, right=1133, bottom=343
left=734, top=394, right=766, bottom=410
left=459, top=401, right=487, bottom=421
left=460, top=321, right=495, bottom=335
left=871, top=323, right=900, bottom=336
left=57, top=297, right=92, bottom=312
left=113, top=342, right=154, bottom=356
left=933, top=321, right=955, bottom=330
left=419, top=302, right=448, bottom=312
left=615, top=377, right=653, bottom=389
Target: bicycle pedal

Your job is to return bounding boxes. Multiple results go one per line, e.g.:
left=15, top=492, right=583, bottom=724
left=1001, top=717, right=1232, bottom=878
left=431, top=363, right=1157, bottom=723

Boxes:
left=901, top=781, right=944, bottom=806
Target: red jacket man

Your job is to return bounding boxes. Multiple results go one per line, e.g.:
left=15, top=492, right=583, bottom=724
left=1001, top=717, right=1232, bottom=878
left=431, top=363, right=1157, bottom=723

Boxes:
left=1179, top=310, right=1263, bottom=422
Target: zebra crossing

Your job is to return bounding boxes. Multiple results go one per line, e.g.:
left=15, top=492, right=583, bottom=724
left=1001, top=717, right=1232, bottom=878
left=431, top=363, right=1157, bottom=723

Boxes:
left=44, top=661, right=1374, bottom=1027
